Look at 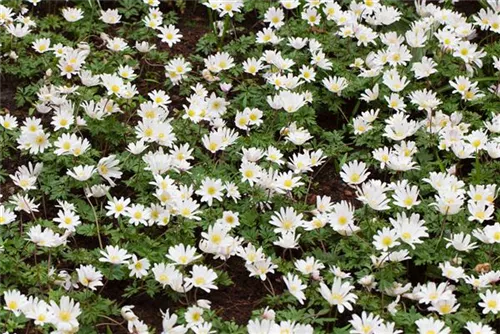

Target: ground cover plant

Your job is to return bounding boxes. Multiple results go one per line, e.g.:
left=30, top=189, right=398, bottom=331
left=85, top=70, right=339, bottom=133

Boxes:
left=0, top=0, right=500, bottom=333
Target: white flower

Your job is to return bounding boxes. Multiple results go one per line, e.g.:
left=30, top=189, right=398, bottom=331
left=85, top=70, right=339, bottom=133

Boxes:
left=283, top=273, right=307, bottom=304
left=479, top=289, right=500, bottom=314
left=76, top=265, right=103, bottom=290
left=128, top=255, right=150, bottom=278
left=318, top=278, right=358, bottom=313
left=99, top=245, right=131, bottom=265
left=49, top=296, right=81, bottom=331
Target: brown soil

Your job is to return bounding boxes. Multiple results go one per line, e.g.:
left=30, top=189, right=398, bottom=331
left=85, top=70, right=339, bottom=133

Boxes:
left=308, top=161, right=360, bottom=207
left=169, top=5, right=210, bottom=58
left=94, top=256, right=283, bottom=332
left=205, top=257, right=282, bottom=325
left=0, top=78, right=17, bottom=113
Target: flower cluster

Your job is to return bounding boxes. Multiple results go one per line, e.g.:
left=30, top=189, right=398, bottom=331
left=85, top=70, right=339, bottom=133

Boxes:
left=0, top=0, right=500, bottom=333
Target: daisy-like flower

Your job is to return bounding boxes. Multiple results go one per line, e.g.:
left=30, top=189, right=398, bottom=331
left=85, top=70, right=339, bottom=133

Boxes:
left=66, top=165, right=96, bottom=181
left=373, top=227, right=400, bottom=251
left=49, top=296, right=81, bottom=331
left=184, top=265, right=218, bottom=293
left=3, top=289, right=28, bottom=316
left=76, top=265, right=103, bottom=291
left=301, top=7, right=320, bottom=26
left=100, top=8, right=121, bottom=24
left=349, top=312, right=383, bottom=334
left=467, top=201, right=494, bottom=223
left=105, top=196, right=131, bottom=218
left=26, top=225, right=66, bottom=248
left=32, top=38, right=51, bottom=53
left=390, top=212, right=428, bottom=249
left=429, top=296, right=460, bottom=315
left=99, top=245, right=131, bottom=265
left=176, top=198, right=202, bottom=221
left=479, top=289, right=500, bottom=314
left=157, top=24, right=182, bottom=47
left=318, top=277, right=358, bottom=313
left=340, top=160, right=370, bottom=185
left=294, top=256, right=325, bottom=277
left=391, top=180, right=421, bottom=209
left=322, top=76, right=348, bottom=95
left=283, top=273, right=307, bottom=304
left=240, top=161, right=262, bottom=186
left=243, top=57, right=265, bottom=75
left=246, top=257, right=278, bottom=281
left=185, top=305, right=205, bottom=327
left=356, top=180, right=391, bottom=211
left=328, top=201, right=356, bottom=232
left=445, top=232, right=478, bottom=252
left=10, top=193, right=39, bottom=214
left=97, top=155, right=122, bottom=186
left=264, top=7, right=285, bottom=29
left=24, top=297, right=52, bottom=326
left=439, top=261, right=465, bottom=282
left=62, top=7, right=84, bottom=22
left=415, top=317, right=450, bottom=334
left=161, top=309, right=187, bottom=334
left=0, top=205, right=16, bottom=226
left=274, top=171, right=304, bottom=193
left=216, top=210, right=240, bottom=229
left=269, top=207, right=304, bottom=234
left=53, top=208, right=81, bottom=231
left=0, top=114, right=18, bottom=130
left=195, top=177, right=224, bottom=206
left=464, top=322, right=496, bottom=334
left=128, top=255, right=150, bottom=278
left=215, top=0, right=244, bottom=17
left=166, top=243, right=201, bottom=266
left=152, top=262, right=179, bottom=288
left=125, top=204, right=151, bottom=226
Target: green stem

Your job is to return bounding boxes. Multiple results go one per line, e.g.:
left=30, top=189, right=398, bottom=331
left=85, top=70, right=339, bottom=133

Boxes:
left=350, top=100, right=361, bottom=121
left=218, top=15, right=230, bottom=50
left=207, top=7, right=216, bottom=35
left=435, top=148, right=445, bottom=173
left=85, top=186, right=103, bottom=249
left=435, top=213, right=448, bottom=250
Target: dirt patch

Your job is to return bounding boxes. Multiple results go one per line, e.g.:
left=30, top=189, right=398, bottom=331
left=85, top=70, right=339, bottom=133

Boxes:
left=205, top=257, right=282, bottom=325
left=308, top=162, right=360, bottom=206
left=0, top=75, right=18, bottom=113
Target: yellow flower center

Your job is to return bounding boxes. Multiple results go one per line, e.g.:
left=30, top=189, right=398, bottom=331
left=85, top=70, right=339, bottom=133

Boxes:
left=350, top=173, right=360, bottom=183
left=382, top=236, right=392, bottom=247
left=211, top=234, right=222, bottom=244
left=338, top=216, right=347, bottom=225
left=192, top=312, right=201, bottom=322
left=331, top=293, right=344, bottom=304
left=403, top=197, right=414, bottom=206
left=207, top=186, right=216, bottom=195
left=7, top=301, right=18, bottom=310
left=59, top=311, right=71, bottom=322
left=99, top=165, right=108, bottom=175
